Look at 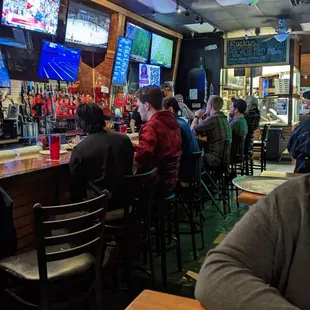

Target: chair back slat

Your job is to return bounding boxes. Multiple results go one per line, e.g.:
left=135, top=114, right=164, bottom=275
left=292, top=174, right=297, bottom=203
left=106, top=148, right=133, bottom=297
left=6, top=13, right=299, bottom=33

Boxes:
left=231, top=136, right=246, bottom=164
left=45, top=237, right=100, bottom=262
left=33, top=190, right=109, bottom=285
left=44, top=222, right=102, bottom=247
left=182, top=152, right=203, bottom=185
left=41, top=207, right=104, bottom=231
left=261, top=124, right=270, bottom=142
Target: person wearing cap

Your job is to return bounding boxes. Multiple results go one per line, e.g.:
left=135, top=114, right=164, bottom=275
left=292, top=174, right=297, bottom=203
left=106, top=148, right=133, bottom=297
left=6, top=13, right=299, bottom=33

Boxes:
left=175, top=94, right=195, bottom=121
left=229, top=98, right=248, bottom=139
left=244, top=96, right=261, bottom=152
left=191, top=95, right=232, bottom=168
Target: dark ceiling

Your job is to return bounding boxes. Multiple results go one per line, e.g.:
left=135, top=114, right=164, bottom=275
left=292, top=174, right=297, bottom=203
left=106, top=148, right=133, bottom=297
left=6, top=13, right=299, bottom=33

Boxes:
left=108, top=0, right=310, bottom=52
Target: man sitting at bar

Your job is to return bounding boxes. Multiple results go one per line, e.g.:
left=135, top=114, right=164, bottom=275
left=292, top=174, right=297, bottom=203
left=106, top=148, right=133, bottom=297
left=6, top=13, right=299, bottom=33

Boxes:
left=229, top=98, right=248, bottom=139
left=163, top=96, right=199, bottom=185
left=175, top=94, right=195, bottom=122
left=69, top=103, right=134, bottom=206
left=244, top=95, right=261, bottom=152
left=134, top=86, right=182, bottom=190
left=287, top=118, right=310, bottom=173
left=195, top=174, right=310, bottom=310
left=191, top=95, right=232, bottom=167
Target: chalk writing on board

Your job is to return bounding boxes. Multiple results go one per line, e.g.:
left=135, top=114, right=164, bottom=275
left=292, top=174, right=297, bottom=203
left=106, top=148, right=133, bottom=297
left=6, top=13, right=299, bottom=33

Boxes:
left=225, top=37, right=288, bottom=67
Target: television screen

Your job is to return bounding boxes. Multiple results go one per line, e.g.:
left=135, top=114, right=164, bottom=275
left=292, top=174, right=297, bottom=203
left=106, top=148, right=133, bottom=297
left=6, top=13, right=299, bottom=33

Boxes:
left=139, top=63, right=160, bottom=88
left=0, top=50, right=10, bottom=87
left=38, top=41, right=81, bottom=82
left=65, top=2, right=110, bottom=49
left=125, top=22, right=151, bottom=63
left=111, top=36, right=132, bottom=86
left=150, top=33, right=173, bottom=68
left=1, top=0, right=60, bottom=35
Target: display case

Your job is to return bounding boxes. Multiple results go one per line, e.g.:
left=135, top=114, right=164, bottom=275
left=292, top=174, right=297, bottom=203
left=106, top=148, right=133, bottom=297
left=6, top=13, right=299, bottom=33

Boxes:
left=259, top=95, right=300, bottom=126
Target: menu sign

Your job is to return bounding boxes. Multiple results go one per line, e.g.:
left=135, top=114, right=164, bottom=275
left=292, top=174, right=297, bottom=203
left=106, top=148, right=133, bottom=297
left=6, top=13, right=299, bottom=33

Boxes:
left=225, top=37, right=289, bottom=68
left=112, top=36, right=132, bottom=85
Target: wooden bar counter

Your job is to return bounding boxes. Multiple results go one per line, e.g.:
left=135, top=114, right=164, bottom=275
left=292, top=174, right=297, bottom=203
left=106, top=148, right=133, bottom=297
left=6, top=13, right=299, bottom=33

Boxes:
left=0, top=152, right=72, bottom=253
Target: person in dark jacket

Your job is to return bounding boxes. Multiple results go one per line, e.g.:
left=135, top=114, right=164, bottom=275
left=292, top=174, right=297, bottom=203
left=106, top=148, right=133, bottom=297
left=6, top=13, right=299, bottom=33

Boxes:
left=163, top=96, right=199, bottom=184
left=244, top=96, right=261, bottom=152
left=69, top=103, right=134, bottom=207
left=287, top=118, right=310, bottom=173
left=134, top=86, right=182, bottom=190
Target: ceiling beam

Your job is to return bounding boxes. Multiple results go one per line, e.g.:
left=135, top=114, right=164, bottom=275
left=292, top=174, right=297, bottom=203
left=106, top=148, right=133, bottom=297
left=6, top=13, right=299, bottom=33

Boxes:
left=91, top=0, right=183, bottom=39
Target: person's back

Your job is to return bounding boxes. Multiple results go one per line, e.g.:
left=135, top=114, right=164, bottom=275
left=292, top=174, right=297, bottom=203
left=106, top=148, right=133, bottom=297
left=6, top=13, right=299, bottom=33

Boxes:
left=163, top=96, right=199, bottom=183
left=134, top=87, right=182, bottom=189
left=192, top=96, right=232, bottom=167
left=70, top=103, right=134, bottom=204
left=287, top=119, right=310, bottom=173
left=195, top=174, right=310, bottom=310
left=244, top=96, right=261, bottom=152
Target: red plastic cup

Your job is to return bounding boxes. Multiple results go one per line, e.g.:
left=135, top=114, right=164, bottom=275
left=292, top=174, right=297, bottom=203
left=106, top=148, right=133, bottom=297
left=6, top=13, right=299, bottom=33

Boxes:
left=49, top=135, right=61, bottom=160
left=119, top=124, right=127, bottom=134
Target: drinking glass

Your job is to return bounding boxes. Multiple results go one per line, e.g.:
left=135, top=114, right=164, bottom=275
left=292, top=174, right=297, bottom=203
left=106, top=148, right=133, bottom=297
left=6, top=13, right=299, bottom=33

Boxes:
left=49, top=135, right=61, bottom=160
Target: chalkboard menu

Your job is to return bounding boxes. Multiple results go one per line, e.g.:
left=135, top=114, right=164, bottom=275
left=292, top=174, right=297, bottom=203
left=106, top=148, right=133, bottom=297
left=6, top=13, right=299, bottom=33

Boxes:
left=112, top=36, right=132, bottom=85
left=225, top=37, right=289, bottom=68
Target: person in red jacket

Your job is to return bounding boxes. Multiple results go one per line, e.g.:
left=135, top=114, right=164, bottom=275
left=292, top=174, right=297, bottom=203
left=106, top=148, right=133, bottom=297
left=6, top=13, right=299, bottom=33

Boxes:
left=134, top=86, right=182, bottom=190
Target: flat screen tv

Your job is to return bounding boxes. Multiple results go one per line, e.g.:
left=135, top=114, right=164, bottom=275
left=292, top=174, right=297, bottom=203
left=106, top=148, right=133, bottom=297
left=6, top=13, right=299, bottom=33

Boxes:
left=0, top=50, right=10, bottom=87
left=125, top=22, right=151, bottom=63
left=38, top=41, right=81, bottom=82
left=1, top=0, right=60, bottom=35
left=138, top=63, right=160, bottom=88
left=150, top=33, right=173, bottom=68
left=65, top=2, right=110, bottom=49
left=111, top=36, right=132, bottom=86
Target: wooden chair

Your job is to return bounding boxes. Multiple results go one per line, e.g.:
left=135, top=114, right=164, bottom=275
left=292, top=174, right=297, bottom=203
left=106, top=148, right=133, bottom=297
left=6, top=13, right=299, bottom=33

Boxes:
left=0, top=191, right=109, bottom=310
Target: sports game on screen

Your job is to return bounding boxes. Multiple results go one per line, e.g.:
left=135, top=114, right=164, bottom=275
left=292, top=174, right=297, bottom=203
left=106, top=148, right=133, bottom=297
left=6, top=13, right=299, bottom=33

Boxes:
left=139, top=63, right=160, bottom=88
left=125, top=22, right=151, bottom=63
left=65, top=2, right=110, bottom=49
left=0, top=51, right=10, bottom=88
left=38, top=41, right=81, bottom=82
left=150, top=33, right=173, bottom=69
left=1, top=0, right=60, bottom=35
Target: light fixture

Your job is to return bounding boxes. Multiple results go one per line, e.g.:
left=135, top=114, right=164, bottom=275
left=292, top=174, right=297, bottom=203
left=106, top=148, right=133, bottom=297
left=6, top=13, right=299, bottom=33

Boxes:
left=195, top=15, right=200, bottom=23
left=176, top=3, right=181, bottom=14
left=244, top=34, right=249, bottom=40
left=274, top=33, right=289, bottom=42
left=152, top=10, right=156, bottom=17
left=306, top=75, right=308, bottom=79
left=200, top=17, right=204, bottom=25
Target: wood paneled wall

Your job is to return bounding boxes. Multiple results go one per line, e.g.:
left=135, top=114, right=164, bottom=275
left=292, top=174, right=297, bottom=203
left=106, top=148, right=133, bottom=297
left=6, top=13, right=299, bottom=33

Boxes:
left=301, top=54, right=310, bottom=75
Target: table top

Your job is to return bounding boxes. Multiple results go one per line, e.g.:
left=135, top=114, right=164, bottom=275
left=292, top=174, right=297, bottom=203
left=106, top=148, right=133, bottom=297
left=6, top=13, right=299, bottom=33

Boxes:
left=238, top=171, right=302, bottom=205
left=126, top=290, right=204, bottom=310
left=0, top=152, right=71, bottom=180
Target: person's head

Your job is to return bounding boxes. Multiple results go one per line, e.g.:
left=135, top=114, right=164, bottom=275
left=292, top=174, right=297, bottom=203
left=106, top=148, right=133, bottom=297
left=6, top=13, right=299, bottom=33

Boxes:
left=206, top=95, right=224, bottom=116
left=76, top=102, right=105, bottom=134
left=135, top=86, right=163, bottom=122
left=230, top=98, right=247, bottom=117
left=141, top=64, right=148, bottom=75
left=162, top=96, right=180, bottom=115
left=245, top=95, right=259, bottom=108
left=175, top=94, right=184, bottom=104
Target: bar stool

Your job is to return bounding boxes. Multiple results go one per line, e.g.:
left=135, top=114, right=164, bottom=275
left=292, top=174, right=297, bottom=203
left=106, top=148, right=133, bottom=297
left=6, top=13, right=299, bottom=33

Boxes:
left=176, top=152, right=204, bottom=261
left=201, top=139, right=232, bottom=218
left=155, top=157, right=182, bottom=287
left=230, top=136, right=246, bottom=208
left=0, top=191, right=109, bottom=310
left=104, top=168, right=158, bottom=289
left=252, top=124, right=270, bottom=172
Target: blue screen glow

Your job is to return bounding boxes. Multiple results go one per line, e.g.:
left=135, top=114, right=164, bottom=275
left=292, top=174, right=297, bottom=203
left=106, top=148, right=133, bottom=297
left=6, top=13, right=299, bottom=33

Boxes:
left=38, top=41, right=81, bottom=82
left=111, top=36, right=132, bottom=85
left=0, top=50, right=10, bottom=88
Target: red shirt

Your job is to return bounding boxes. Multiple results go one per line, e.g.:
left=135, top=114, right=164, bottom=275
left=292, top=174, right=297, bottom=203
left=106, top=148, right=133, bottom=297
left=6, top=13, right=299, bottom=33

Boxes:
left=134, top=111, right=182, bottom=187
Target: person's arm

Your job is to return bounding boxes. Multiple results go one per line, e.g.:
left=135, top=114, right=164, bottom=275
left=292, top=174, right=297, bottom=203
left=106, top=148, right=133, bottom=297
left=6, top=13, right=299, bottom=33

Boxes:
left=69, top=147, right=86, bottom=203
left=183, top=104, right=195, bottom=120
left=134, top=124, right=158, bottom=167
left=195, top=185, right=301, bottom=310
left=287, top=126, right=300, bottom=159
left=130, top=119, right=136, bottom=133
